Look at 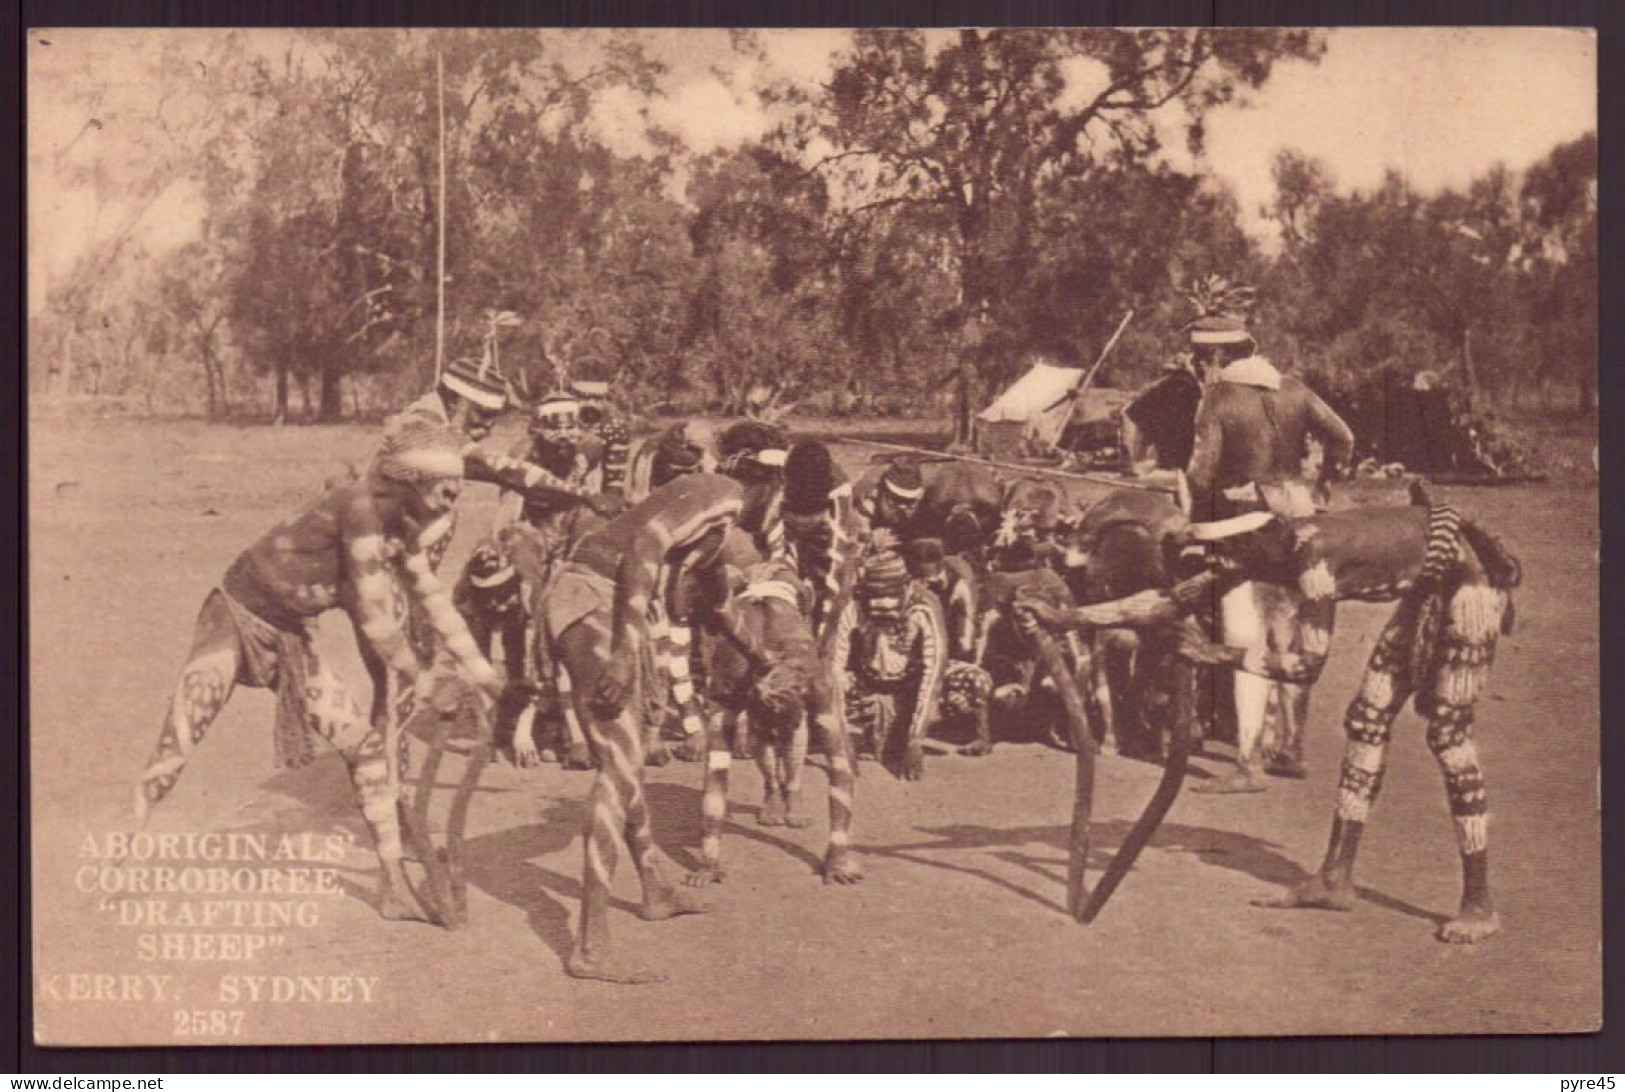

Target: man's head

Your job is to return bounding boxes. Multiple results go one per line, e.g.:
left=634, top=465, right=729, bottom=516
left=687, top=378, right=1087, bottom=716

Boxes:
left=716, top=420, right=789, bottom=535
left=1188, top=317, right=1255, bottom=382
left=439, top=358, right=507, bottom=441
left=568, top=378, right=612, bottom=430
left=782, top=440, right=840, bottom=548
left=1183, top=274, right=1258, bottom=383
left=650, top=423, right=704, bottom=489
left=377, top=419, right=466, bottom=521
left=874, top=458, right=925, bottom=527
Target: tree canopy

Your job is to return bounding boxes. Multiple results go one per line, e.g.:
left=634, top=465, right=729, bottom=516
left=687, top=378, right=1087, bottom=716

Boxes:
left=30, top=29, right=1595, bottom=442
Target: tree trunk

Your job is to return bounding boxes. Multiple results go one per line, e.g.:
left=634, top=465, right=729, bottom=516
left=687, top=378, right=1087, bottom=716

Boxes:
left=201, top=346, right=217, bottom=417
left=954, top=358, right=973, bottom=448
left=274, top=361, right=289, bottom=423
left=1459, top=326, right=1478, bottom=393
left=319, top=357, right=344, bottom=422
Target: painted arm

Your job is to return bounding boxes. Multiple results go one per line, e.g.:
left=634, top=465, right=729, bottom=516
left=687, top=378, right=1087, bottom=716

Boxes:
left=395, top=538, right=500, bottom=689
left=342, top=497, right=424, bottom=680
left=462, top=446, right=596, bottom=506
left=1024, top=572, right=1216, bottom=634
left=1305, top=390, right=1355, bottom=480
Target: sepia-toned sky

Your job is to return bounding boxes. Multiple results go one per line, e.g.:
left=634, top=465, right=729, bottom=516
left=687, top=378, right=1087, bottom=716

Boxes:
left=28, top=27, right=1596, bottom=313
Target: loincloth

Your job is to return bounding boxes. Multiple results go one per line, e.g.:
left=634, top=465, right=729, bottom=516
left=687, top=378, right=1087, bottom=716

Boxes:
left=212, top=587, right=320, bottom=770
left=542, top=564, right=614, bottom=644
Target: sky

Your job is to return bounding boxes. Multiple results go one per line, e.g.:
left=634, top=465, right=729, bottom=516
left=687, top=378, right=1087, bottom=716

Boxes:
left=28, top=27, right=1597, bottom=313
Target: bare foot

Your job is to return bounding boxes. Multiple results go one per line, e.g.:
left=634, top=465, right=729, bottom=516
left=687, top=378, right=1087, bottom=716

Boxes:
left=959, top=739, right=993, bottom=757
left=565, top=947, right=666, bottom=985
left=821, top=851, right=864, bottom=885
left=1192, top=769, right=1268, bottom=795
left=900, top=742, right=926, bottom=781
left=1438, top=904, right=1500, bottom=944
left=512, top=740, right=542, bottom=769
left=1253, top=872, right=1355, bottom=912
left=1266, top=757, right=1309, bottom=780
left=563, top=742, right=593, bottom=770
left=644, top=741, right=672, bottom=768
left=759, top=796, right=787, bottom=827
left=639, top=886, right=712, bottom=921
left=684, top=864, right=725, bottom=887
left=1099, top=734, right=1120, bottom=757
left=784, top=813, right=812, bottom=829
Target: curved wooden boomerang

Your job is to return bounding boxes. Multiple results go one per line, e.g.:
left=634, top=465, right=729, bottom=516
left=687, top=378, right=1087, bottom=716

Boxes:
left=1026, top=625, right=1191, bottom=924
left=387, top=676, right=494, bottom=929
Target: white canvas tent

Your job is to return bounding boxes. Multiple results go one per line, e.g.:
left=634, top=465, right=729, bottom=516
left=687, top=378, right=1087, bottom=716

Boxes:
left=976, top=360, right=1127, bottom=459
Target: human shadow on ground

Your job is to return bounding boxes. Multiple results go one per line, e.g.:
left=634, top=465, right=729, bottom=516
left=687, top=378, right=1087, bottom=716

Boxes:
left=859, top=818, right=1446, bottom=925
left=643, top=780, right=829, bottom=877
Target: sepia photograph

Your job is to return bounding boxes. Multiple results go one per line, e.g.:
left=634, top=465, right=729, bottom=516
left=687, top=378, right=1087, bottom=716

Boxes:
left=26, top=25, right=1599, bottom=1045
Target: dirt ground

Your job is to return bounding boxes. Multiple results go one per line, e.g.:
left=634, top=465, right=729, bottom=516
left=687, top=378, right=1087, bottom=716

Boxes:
left=28, top=416, right=1600, bottom=1045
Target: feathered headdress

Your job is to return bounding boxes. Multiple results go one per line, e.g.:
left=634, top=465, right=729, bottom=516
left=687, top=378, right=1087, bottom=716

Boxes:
left=1182, top=275, right=1257, bottom=345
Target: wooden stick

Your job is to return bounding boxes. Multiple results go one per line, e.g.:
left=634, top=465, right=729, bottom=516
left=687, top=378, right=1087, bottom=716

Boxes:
left=1079, top=646, right=1192, bottom=924
left=434, top=50, right=447, bottom=382
left=1027, top=624, right=1096, bottom=921
left=834, top=435, right=1173, bottom=495
left=1076, top=309, right=1135, bottom=401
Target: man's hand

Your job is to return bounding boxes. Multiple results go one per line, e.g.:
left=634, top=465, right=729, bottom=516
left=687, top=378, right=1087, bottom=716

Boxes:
left=588, top=491, right=626, bottom=519
left=591, top=647, right=638, bottom=717
left=1169, top=572, right=1216, bottom=613
left=1174, top=619, right=1237, bottom=667
left=1014, top=594, right=1069, bottom=633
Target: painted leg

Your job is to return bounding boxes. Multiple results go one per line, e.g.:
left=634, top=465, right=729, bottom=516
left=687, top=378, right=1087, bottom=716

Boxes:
left=555, top=623, right=673, bottom=984
left=1195, top=582, right=1270, bottom=794
left=1428, top=704, right=1499, bottom=942
left=686, top=709, right=735, bottom=887
left=310, top=661, right=431, bottom=924
left=756, top=732, right=787, bottom=826
left=553, top=662, right=593, bottom=770
left=812, top=707, right=862, bottom=885
left=665, top=623, right=707, bottom=762
left=781, top=720, right=811, bottom=829
left=1260, top=608, right=1413, bottom=911
left=133, top=593, right=243, bottom=823
left=1265, top=684, right=1312, bottom=779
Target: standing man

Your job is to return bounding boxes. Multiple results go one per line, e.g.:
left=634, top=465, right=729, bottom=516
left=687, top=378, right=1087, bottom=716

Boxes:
left=370, top=359, right=616, bottom=725
left=781, top=439, right=862, bottom=650
left=571, top=377, right=633, bottom=496
left=1181, top=276, right=1355, bottom=794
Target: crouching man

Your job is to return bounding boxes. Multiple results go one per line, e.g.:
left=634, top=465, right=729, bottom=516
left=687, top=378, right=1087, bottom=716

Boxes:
left=132, top=420, right=504, bottom=923
left=539, top=422, right=791, bottom=984
left=1173, top=493, right=1520, bottom=943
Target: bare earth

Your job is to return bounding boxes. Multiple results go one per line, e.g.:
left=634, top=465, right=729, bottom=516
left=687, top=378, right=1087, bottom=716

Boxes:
left=29, top=418, right=1600, bottom=1044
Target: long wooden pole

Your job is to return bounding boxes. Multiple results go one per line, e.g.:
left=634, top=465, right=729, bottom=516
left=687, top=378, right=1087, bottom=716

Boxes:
left=834, top=435, right=1173, bottom=495
left=1076, top=309, right=1135, bottom=400
left=434, top=50, right=447, bottom=382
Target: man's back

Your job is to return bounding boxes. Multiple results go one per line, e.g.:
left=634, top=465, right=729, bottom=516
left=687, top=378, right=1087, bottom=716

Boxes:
left=1187, top=362, right=1353, bottom=515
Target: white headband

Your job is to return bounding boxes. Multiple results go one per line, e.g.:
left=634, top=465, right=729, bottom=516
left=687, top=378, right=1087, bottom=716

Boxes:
left=469, top=564, right=516, bottom=588
left=441, top=371, right=507, bottom=411
left=756, top=448, right=788, bottom=468
left=1189, top=329, right=1253, bottom=346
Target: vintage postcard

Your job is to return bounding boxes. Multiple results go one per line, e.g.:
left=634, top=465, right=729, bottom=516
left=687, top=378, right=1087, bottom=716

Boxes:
left=28, top=26, right=1599, bottom=1044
